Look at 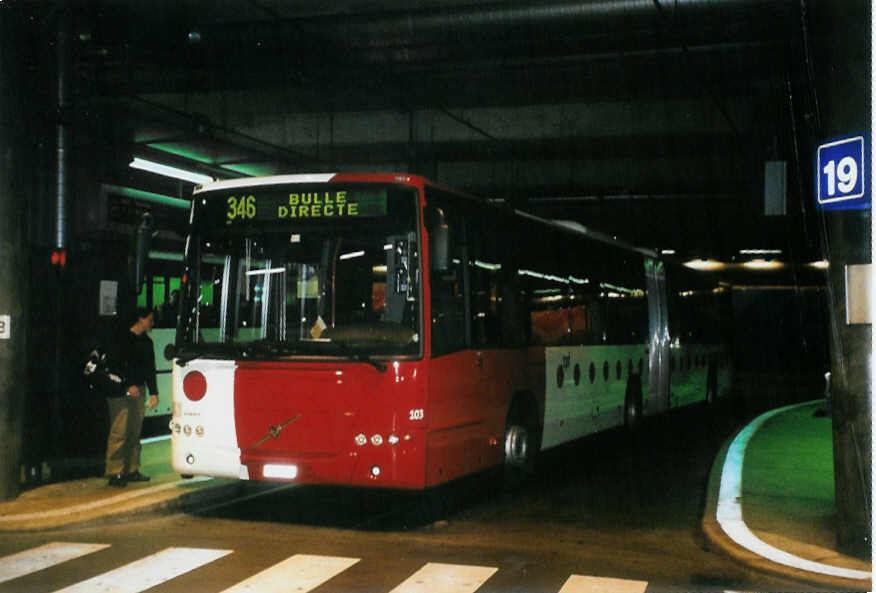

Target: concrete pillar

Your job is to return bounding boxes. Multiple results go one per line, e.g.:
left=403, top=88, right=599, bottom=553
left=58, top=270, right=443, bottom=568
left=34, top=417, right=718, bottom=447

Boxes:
left=809, top=0, right=872, bottom=558
left=0, top=4, right=31, bottom=501
left=826, top=222, right=871, bottom=557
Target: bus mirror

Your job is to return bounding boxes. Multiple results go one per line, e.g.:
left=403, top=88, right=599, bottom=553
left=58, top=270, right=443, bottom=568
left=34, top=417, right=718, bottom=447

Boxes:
left=428, top=206, right=450, bottom=272
left=129, top=213, right=154, bottom=294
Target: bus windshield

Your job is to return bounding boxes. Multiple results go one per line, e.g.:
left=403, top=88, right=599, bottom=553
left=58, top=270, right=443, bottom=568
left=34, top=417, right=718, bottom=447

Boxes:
left=175, top=183, right=421, bottom=360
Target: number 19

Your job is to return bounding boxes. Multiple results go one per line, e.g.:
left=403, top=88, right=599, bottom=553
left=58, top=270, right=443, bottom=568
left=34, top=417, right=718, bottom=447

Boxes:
left=823, top=156, right=858, bottom=197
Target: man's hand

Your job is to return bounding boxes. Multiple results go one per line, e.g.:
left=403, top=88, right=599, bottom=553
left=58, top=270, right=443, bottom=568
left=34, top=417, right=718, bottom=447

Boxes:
left=126, top=385, right=141, bottom=398
left=148, top=394, right=159, bottom=410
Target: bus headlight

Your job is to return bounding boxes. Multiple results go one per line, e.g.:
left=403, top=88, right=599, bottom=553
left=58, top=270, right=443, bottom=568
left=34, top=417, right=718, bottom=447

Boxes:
left=354, top=433, right=367, bottom=446
left=370, top=434, right=383, bottom=446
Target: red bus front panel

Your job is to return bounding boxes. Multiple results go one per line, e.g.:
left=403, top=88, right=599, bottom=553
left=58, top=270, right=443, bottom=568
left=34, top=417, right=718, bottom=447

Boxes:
left=233, top=360, right=428, bottom=489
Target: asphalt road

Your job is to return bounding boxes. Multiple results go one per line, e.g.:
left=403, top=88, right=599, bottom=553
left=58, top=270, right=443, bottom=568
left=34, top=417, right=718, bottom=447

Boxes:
left=0, top=400, right=834, bottom=593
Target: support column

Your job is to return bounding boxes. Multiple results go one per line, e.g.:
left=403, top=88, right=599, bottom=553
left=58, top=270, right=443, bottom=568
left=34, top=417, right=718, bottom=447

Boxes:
left=826, top=238, right=871, bottom=556
left=0, top=4, right=31, bottom=501
left=808, top=0, right=872, bottom=558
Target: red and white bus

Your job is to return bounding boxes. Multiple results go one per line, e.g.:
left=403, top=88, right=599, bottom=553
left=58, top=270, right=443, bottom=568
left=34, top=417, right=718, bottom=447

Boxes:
left=165, top=173, right=732, bottom=489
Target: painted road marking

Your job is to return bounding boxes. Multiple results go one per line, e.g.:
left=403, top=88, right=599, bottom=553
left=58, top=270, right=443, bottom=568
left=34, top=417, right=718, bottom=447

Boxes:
left=0, top=543, right=110, bottom=584
left=219, top=554, right=360, bottom=592
left=388, top=562, right=498, bottom=593
left=559, top=575, right=648, bottom=593
left=50, top=547, right=231, bottom=593
left=4, top=543, right=762, bottom=593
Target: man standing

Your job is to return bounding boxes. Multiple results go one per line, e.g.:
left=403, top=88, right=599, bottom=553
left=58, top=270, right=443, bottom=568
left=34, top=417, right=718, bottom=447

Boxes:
left=105, top=307, right=159, bottom=487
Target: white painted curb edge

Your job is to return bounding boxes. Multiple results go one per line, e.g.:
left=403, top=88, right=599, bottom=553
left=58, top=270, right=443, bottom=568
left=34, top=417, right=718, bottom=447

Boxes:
left=716, top=401, right=871, bottom=581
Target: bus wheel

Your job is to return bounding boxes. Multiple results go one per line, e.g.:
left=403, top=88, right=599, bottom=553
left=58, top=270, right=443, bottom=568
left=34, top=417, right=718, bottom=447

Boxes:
left=503, top=403, right=536, bottom=489
left=624, top=375, right=643, bottom=431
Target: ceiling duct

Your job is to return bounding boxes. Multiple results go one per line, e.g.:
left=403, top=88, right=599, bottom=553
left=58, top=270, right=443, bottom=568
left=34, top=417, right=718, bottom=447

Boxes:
left=190, top=0, right=794, bottom=63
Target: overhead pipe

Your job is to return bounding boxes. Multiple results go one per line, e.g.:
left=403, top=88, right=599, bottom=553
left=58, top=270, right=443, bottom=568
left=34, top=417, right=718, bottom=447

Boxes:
left=192, top=0, right=793, bottom=57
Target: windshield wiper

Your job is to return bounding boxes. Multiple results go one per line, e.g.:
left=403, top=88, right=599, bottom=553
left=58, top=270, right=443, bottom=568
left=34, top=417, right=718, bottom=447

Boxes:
left=329, top=339, right=388, bottom=373
left=241, top=339, right=300, bottom=359
left=170, top=339, right=387, bottom=372
left=166, top=342, right=243, bottom=366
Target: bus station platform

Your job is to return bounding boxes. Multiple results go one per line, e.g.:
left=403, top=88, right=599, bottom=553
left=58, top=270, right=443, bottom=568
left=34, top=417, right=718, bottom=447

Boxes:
left=0, top=438, right=243, bottom=533
left=0, top=400, right=871, bottom=591
left=701, top=399, right=872, bottom=591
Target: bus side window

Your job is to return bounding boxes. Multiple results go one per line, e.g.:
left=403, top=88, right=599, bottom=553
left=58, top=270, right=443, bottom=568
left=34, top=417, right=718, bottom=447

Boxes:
left=521, top=224, right=570, bottom=347
left=428, top=203, right=466, bottom=356
left=468, top=217, right=503, bottom=348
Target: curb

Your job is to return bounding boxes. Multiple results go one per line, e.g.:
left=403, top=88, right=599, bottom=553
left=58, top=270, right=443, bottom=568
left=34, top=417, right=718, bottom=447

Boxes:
left=701, top=403, right=872, bottom=591
left=0, top=477, right=243, bottom=532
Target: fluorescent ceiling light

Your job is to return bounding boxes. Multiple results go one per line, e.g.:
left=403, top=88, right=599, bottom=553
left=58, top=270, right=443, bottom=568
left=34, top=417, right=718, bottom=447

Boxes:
left=739, top=249, right=783, bottom=255
left=245, top=267, right=286, bottom=276
left=339, top=250, right=365, bottom=260
left=808, top=260, right=830, bottom=270
left=102, top=184, right=190, bottom=209
left=130, top=157, right=215, bottom=185
left=683, top=259, right=726, bottom=271
left=661, top=249, right=676, bottom=255
left=742, top=259, right=785, bottom=270
left=474, top=260, right=502, bottom=271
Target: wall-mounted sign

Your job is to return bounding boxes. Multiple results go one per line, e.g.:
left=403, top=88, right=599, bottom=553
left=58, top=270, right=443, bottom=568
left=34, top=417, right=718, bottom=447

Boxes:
left=100, top=280, right=118, bottom=316
left=845, top=264, right=873, bottom=325
left=816, top=133, right=870, bottom=210
left=0, top=315, right=10, bottom=339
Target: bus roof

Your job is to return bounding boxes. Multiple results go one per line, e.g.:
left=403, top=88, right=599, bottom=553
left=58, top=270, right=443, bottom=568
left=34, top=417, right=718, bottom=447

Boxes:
left=193, top=173, right=432, bottom=195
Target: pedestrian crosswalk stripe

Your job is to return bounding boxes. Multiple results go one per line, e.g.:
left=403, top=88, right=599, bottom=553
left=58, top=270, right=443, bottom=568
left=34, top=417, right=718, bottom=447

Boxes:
left=219, top=554, right=360, bottom=593
left=388, top=562, right=498, bottom=593
left=559, top=575, right=648, bottom=593
left=50, top=546, right=232, bottom=593
left=0, top=543, right=110, bottom=585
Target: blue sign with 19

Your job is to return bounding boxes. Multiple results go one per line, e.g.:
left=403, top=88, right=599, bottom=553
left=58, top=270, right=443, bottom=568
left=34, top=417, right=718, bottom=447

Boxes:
left=816, top=134, right=869, bottom=210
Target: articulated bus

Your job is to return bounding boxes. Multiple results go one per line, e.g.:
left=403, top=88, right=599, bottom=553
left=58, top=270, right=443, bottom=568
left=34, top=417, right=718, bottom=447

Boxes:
left=165, top=173, right=732, bottom=489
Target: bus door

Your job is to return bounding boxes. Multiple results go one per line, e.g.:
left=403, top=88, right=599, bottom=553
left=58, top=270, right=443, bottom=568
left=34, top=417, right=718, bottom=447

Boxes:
left=645, top=259, right=670, bottom=414
left=467, top=223, right=510, bottom=426
left=426, top=200, right=490, bottom=482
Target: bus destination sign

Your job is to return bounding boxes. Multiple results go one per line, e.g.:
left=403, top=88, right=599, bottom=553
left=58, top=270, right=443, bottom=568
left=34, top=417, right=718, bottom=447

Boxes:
left=221, top=188, right=388, bottom=224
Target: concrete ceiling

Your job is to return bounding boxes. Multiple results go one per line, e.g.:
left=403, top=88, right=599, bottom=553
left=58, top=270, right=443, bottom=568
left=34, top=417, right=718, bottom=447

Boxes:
left=46, top=0, right=855, bottom=278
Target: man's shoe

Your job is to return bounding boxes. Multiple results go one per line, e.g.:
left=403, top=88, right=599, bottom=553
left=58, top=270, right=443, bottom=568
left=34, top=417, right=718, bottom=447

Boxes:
left=125, top=471, right=150, bottom=482
left=107, top=475, right=127, bottom=487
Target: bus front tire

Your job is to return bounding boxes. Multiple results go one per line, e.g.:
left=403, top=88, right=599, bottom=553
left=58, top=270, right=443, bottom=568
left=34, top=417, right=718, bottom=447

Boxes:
left=503, top=400, right=538, bottom=489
